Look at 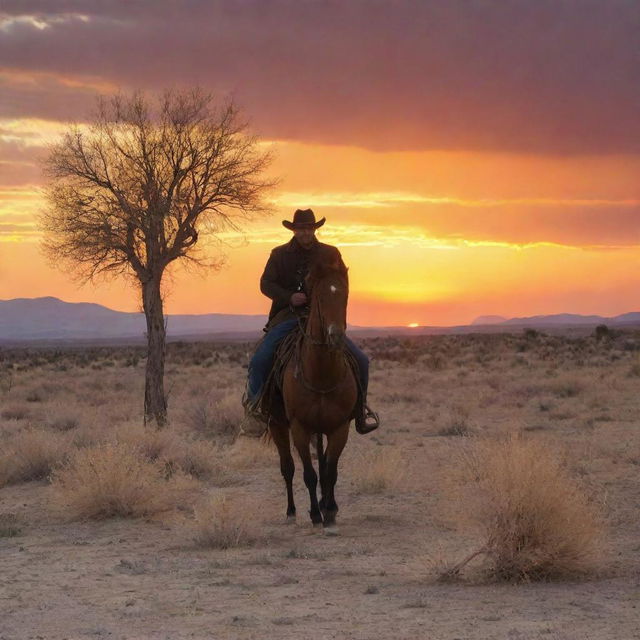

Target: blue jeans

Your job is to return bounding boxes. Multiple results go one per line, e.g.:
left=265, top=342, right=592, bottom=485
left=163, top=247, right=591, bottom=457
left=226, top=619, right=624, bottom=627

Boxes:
left=247, top=318, right=369, bottom=402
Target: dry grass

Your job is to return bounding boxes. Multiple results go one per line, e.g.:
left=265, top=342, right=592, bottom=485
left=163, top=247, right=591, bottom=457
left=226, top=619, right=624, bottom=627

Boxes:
left=547, top=376, right=587, bottom=398
left=3, top=332, right=640, bottom=636
left=444, top=434, right=605, bottom=581
left=114, top=423, right=232, bottom=483
left=225, top=436, right=275, bottom=470
left=0, top=403, right=31, bottom=421
left=177, top=440, right=235, bottom=484
left=0, top=512, right=21, bottom=538
left=44, top=403, right=85, bottom=432
left=51, top=442, right=197, bottom=520
left=349, top=447, right=404, bottom=494
left=115, top=423, right=184, bottom=462
left=183, top=393, right=242, bottom=443
left=438, top=405, right=474, bottom=437
left=0, top=429, right=71, bottom=486
left=192, top=493, right=262, bottom=549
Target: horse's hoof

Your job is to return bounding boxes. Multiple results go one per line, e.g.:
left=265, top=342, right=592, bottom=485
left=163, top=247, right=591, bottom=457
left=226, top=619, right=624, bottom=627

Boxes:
left=323, top=525, right=340, bottom=536
left=286, top=515, right=296, bottom=524
left=312, top=521, right=323, bottom=530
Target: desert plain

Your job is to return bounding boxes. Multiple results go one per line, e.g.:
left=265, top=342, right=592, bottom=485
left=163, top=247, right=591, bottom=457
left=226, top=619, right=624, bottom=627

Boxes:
left=1, top=330, right=639, bottom=640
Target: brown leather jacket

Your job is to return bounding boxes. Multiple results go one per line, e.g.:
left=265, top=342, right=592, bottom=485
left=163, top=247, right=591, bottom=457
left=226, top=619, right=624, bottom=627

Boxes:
left=260, top=237, right=342, bottom=329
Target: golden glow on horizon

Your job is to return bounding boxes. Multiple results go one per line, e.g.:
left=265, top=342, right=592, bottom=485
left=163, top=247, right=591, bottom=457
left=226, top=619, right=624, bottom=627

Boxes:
left=271, top=190, right=640, bottom=209
left=9, top=192, right=631, bottom=253
left=0, top=117, right=79, bottom=147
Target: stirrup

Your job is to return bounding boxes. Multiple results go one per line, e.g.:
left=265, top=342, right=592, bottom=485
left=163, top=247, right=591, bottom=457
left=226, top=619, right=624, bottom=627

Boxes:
left=241, top=391, right=265, bottom=425
left=242, top=389, right=260, bottom=416
left=239, top=409, right=268, bottom=438
left=355, top=404, right=380, bottom=434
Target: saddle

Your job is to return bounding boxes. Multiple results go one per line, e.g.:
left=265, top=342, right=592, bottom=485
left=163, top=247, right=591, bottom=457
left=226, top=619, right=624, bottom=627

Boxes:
left=255, top=323, right=362, bottom=426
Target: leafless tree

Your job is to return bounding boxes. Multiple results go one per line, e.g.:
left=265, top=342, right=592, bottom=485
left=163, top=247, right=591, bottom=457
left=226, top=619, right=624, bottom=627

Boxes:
left=40, top=89, right=275, bottom=426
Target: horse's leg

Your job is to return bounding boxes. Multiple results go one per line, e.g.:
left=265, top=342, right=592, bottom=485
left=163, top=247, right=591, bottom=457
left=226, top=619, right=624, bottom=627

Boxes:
left=317, top=432, right=328, bottom=514
left=269, top=423, right=296, bottom=521
left=291, top=421, right=323, bottom=526
left=322, top=422, right=350, bottom=529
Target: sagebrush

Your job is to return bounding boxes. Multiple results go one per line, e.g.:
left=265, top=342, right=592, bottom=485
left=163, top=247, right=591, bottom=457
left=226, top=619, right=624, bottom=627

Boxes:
left=445, top=435, right=604, bottom=581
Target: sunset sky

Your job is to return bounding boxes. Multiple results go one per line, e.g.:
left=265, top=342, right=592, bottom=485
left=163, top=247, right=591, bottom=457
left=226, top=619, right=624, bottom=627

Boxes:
left=1, top=1, right=638, bottom=326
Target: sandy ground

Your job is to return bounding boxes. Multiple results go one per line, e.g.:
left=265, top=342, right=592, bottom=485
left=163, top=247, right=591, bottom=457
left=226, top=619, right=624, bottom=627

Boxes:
left=1, top=334, right=640, bottom=639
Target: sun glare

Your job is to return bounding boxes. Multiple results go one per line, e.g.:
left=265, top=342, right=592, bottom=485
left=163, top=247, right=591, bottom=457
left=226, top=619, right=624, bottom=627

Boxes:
left=408, top=323, right=419, bottom=328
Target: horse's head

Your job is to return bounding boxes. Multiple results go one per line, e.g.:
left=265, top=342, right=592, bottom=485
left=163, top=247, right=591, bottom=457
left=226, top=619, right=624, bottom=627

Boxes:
left=306, top=247, right=349, bottom=348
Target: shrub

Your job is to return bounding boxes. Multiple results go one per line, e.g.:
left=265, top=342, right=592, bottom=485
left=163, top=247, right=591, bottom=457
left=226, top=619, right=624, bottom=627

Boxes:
left=444, top=435, right=604, bottom=581
left=47, top=413, right=80, bottom=432
left=184, top=394, right=241, bottom=443
left=192, top=494, right=261, bottom=548
left=0, top=513, right=20, bottom=538
left=0, top=370, right=12, bottom=394
left=226, top=437, right=274, bottom=471
left=1, top=404, right=31, bottom=421
left=438, top=406, right=473, bottom=437
left=115, top=423, right=182, bottom=463
left=51, top=442, right=196, bottom=520
left=628, top=362, right=640, bottom=378
left=549, top=377, right=585, bottom=398
left=178, top=440, right=232, bottom=483
left=116, top=424, right=228, bottom=482
left=0, top=430, right=71, bottom=486
left=350, top=447, right=404, bottom=494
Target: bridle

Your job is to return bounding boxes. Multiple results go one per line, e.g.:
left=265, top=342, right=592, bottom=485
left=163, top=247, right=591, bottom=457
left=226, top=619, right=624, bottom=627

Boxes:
left=293, top=272, right=350, bottom=394
left=296, top=272, right=348, bottom=348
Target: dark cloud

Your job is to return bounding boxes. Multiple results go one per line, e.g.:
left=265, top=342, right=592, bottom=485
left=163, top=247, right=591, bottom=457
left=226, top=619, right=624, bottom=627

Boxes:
left=0, top=0, right=638, bottom=155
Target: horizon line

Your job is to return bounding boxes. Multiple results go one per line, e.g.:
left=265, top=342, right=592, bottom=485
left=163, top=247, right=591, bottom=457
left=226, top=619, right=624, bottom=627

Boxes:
left=1, top=295, right=639, bottom=329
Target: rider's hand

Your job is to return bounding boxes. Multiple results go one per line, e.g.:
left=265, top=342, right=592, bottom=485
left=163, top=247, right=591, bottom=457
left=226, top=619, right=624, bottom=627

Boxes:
left=290, top=292, right=307, bottom=307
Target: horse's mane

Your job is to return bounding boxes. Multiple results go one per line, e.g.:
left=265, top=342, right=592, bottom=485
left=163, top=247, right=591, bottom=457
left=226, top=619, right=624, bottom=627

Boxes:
left=307, top=246, right=349, bottom=288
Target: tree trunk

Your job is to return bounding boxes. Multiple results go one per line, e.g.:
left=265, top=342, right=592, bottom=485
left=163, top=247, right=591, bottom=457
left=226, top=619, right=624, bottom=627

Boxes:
left=142, top=274, right=167, bottom=427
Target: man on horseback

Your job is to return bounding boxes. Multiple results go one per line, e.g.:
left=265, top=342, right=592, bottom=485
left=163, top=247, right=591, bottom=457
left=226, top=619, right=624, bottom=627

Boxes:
left=243, top=208, right=379, bottom=434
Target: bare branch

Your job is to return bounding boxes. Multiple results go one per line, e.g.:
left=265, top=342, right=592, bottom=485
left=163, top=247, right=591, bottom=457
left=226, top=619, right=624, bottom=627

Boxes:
left=39, top=88, right=276, bottom=282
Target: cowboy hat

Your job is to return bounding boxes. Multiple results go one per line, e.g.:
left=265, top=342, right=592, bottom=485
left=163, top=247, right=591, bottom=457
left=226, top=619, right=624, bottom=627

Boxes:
left=282, top=208, right=326, bottom=230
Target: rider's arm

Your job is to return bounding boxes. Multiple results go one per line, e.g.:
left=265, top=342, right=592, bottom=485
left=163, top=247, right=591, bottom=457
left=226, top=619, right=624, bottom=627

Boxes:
left=260, top=250, right=293, bottom=306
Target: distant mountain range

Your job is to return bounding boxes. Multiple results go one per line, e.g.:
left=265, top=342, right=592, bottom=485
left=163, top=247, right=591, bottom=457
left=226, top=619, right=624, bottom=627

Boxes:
left=471, top=312, right=640, bottom=327
left=0, top=297, right=266, bottom=342
left=0, top=297, right=639, bottom=344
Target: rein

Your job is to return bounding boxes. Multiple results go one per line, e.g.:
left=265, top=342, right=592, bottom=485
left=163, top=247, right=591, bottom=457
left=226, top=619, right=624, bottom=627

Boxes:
left=295, top=311, right=333, bottom=347
left=293, top=328, right=350, bottom=394
left=293, top=288, right=350, bottom=394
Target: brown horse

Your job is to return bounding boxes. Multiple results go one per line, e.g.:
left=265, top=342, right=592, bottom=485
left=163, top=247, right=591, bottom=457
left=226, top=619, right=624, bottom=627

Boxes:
left=268, top=247, right=358, bottom=532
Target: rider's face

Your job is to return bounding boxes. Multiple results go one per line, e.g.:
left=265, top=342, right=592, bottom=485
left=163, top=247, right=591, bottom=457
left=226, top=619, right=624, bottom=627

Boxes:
left=294, top=226, right=316, bottom=248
